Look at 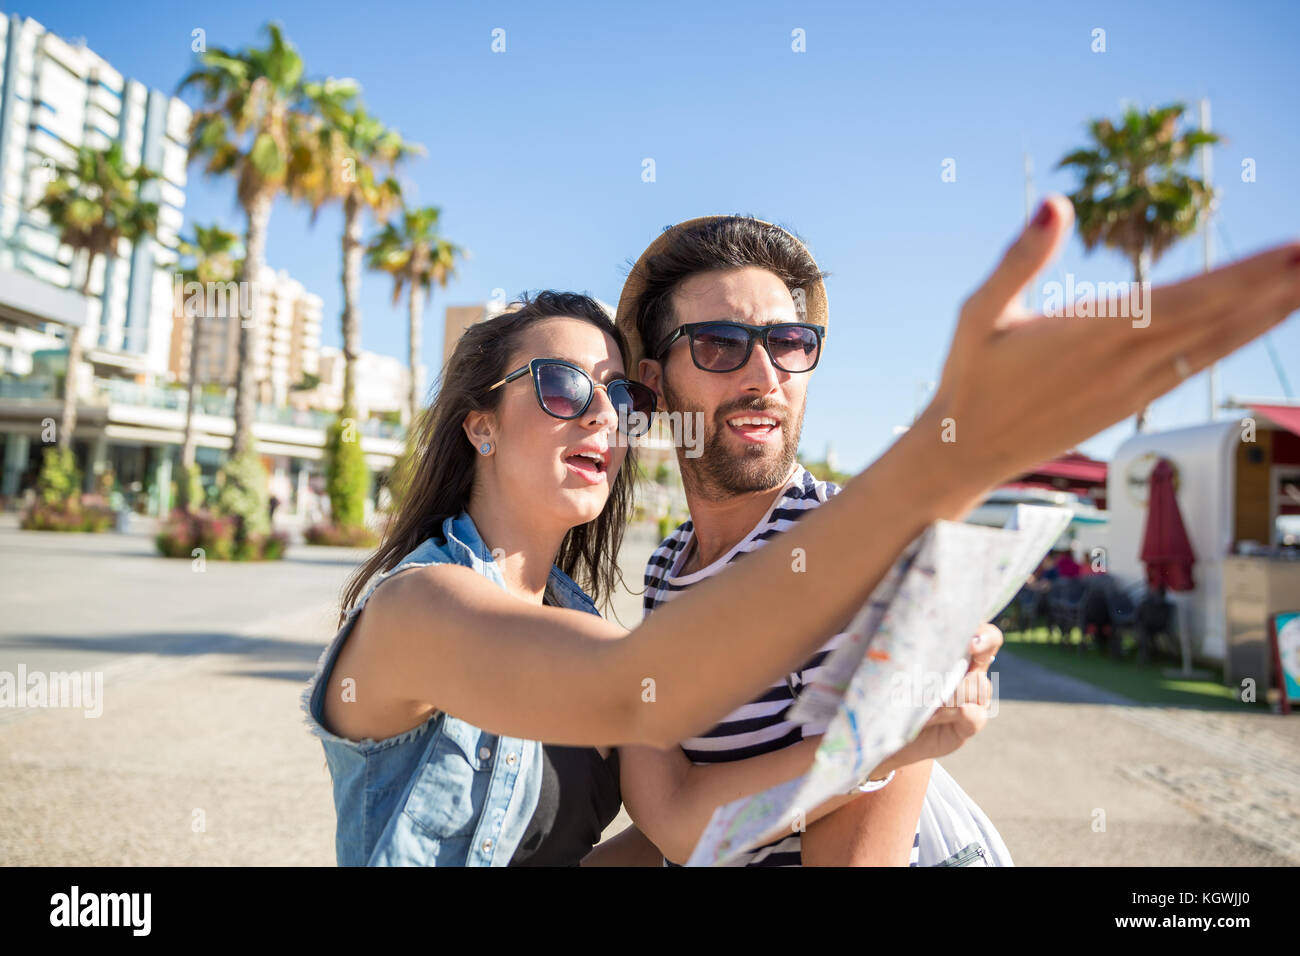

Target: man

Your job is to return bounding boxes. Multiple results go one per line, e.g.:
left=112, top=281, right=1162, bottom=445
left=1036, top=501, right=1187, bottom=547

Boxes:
left=615, top=216, right=997, bottom=866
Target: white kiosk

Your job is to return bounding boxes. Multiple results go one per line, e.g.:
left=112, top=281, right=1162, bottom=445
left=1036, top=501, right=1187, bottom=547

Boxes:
left=1106, top=406, right=1300, bottom=690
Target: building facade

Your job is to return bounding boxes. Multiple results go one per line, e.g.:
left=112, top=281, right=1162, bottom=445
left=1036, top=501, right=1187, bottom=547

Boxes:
left=168, top=265, right=323, bottom=407
left=0, top=16, right=405, bottom=524
left=0, top=13, right=190, bottom=386
left=303, top=346, right=409, bottom=422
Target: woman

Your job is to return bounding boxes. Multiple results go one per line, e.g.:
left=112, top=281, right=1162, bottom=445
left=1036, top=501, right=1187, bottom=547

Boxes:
left=301, top=195, right=1300, bottom=865
left=302, top=291, right=959, bottom=866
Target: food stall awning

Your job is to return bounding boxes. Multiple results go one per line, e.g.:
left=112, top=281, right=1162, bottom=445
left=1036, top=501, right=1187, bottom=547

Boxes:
left=1247, top=403, right=1300, bottom=439
left=1006, top=452, right=1108, bottom=503
left=1026, top=455, right=1108, bottom=483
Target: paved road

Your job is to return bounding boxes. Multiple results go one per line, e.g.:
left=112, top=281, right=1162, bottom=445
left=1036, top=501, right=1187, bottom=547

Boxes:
left=2, top=517, right=1296, bottom=865
left=944, top=652, right=1299, bottom=866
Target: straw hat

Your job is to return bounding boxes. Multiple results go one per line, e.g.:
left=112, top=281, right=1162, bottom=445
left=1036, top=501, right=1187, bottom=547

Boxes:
left=614, top=216, right=829, bottom=373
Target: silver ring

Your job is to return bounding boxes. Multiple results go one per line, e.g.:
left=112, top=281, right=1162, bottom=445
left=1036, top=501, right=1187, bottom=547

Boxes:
left=1173, top=354, right=1191, bottom=381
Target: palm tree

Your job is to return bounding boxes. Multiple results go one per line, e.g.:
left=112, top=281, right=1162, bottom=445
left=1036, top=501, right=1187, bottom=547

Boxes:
left=300, top=81, right=421, bottom=414
left=175, top=224, right=243, bottom=474
left=365, top=207, right=464, bottom=424
left=1058, top=102, right=1218, bottom=431
left=34, top=143, right=160, bottom=451
left=179, top=22, right=317, bottom=456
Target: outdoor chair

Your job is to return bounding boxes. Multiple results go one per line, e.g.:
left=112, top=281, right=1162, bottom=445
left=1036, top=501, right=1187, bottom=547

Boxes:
left=1047, top=577, right=1088, bottom=647
left=1078, top=576, right=1119, bottom=657
left=996, top=584, right=1044, bottom=634
left=1134, top=587, right=1176, bottom=665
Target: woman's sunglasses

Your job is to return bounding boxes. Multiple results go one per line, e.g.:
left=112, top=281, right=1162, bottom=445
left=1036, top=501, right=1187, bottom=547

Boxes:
left=488, top=358, right=657, bottom=437
left=654, top=320, right=825, bottom=374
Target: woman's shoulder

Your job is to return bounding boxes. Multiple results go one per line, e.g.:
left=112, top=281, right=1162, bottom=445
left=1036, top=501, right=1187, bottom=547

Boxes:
left=362, top=561, right=495, bottom=628
left=322, top=563, right=480, bottom=743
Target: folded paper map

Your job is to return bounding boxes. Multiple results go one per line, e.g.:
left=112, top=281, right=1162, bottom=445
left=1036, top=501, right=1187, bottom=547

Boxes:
left=686, top=504, right=1073, bottom=867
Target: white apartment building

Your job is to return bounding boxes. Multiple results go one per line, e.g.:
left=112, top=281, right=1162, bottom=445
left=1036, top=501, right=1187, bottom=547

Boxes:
left=0, top=13, right=190, bottom=385
left=169, top=265, right=324, bottom=407
left=305, top=346, right=410, bottom=422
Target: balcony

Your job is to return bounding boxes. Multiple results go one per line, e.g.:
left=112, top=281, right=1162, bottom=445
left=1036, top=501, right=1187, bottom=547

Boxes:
left=0, top=377, right=407, bottom=441
left=0, top=379, right=58, bottom=400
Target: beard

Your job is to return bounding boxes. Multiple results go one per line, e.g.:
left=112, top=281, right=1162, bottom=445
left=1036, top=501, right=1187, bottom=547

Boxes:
left=662, top=377, right=804, bottom=500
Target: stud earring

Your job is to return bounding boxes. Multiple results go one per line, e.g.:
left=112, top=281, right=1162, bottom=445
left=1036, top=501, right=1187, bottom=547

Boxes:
left=479, top=442, right=492, bottom=455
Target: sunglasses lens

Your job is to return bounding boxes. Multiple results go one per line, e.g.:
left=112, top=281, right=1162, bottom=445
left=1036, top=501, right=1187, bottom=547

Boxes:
left=767, top=326, right=820, bottom=371
left=691, top=323, right=752, bottom=371
left=536, top=363, right=590, bottom=418
left=609, top=382, right=656, bottom=436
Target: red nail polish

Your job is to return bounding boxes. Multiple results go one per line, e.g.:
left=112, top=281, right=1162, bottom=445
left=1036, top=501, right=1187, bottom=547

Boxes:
left=1033, top=202, right=1054, bottom=229
left=1288, top=249, right=1300, bottom=267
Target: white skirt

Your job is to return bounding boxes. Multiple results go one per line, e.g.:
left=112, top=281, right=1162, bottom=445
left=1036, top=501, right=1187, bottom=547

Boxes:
left=916, top=762, right=1014, bottom=866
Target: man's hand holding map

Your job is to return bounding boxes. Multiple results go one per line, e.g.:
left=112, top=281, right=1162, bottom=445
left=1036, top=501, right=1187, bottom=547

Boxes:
left=686, top=504, right=1074, bottom=866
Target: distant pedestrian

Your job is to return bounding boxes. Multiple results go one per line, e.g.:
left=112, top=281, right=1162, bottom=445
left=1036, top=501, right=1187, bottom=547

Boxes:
left=1054, top=549, right=1081, bottom=578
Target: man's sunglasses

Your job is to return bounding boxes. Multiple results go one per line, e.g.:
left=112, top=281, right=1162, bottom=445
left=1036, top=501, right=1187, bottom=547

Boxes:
left=653, top=321, right=825, bottom=374
left=488, top=358, right=657, bottom=437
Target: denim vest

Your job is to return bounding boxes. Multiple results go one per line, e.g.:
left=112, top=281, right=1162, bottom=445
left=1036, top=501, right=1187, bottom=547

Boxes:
left=300, top=510, right=603, bottom=866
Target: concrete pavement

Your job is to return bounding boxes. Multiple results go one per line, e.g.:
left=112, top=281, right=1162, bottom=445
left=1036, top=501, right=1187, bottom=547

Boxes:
left=2, top=517, right=1296, bottom=865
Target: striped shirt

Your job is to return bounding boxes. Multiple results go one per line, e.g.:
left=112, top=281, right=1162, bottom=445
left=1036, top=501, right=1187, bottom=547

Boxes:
left=643, top=464, right=920, bottom=867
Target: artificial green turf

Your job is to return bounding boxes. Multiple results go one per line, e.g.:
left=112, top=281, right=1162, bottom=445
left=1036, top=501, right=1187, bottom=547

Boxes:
left=1001, top=626, right=1269, bottom=711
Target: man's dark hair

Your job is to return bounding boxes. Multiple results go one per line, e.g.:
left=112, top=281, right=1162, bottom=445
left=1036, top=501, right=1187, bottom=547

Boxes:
left=633, top=217, right=828, bottom=363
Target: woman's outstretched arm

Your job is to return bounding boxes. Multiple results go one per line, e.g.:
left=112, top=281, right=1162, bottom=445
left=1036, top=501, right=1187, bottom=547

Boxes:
left=349, top=195, right=1300, bottom=750
left=347, top=408, right=966, bottom=750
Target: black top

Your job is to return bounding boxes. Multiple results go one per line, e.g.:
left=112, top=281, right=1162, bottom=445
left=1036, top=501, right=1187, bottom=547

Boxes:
left=508, top=745, right=622, bottom=867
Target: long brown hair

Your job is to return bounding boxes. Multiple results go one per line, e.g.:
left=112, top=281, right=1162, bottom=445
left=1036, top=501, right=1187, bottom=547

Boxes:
left=339, top=291, right=637, bottom=623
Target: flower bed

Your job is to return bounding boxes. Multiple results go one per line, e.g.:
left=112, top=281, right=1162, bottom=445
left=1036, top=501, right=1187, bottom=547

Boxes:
left=155, top=509, right=287, bottom=561
left=303, top=523, right=379, bottom=548
left=21, top=502, right=115, bottom=533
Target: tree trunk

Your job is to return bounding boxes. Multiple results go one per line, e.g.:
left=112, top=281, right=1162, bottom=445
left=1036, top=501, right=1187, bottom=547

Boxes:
left=408, top=281, right=424, bottom=426
left=59, top=250, right=96, bottom=449
left=341, top=191, right=363, bottom=416
left=181, top=307, right=202, bottom=470
left=1132, top=249, right=1152, bottom=433
left=233, top=194, right=272, bottom=457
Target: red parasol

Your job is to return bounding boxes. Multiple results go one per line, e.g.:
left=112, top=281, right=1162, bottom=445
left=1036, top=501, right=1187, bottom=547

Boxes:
left=1139, top=458, right=1196, bottom=591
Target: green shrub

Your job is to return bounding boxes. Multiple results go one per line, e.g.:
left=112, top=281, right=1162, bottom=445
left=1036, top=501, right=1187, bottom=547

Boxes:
left=206, top=526, right=235, bottom=561
left=82, top=508, right=112, bottom=532
left=262, top=533, right=287, bottom=560
left=37, top=446, right=80, bottom=507
left=215, top=449, right=270, bottom=536
left=325, top=409, right=370, bottom=529
left=176, top=462, right=204, bottom=513
left=657, top=514, right=675, bottom=542
left=386, top=431, right=417, bottom=513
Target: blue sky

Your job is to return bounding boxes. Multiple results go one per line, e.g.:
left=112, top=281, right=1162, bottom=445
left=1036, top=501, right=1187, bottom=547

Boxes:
left=17, top=0, right=1300, bottom=471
